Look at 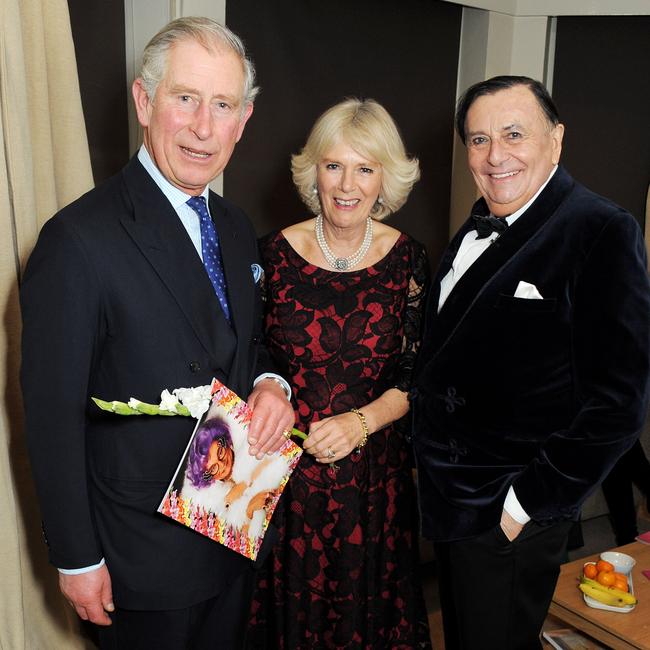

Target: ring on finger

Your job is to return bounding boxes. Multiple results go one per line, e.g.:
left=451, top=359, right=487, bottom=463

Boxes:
left=282, top=429, right=292, bottom=440
left=327, top=446, right=336, bottom=459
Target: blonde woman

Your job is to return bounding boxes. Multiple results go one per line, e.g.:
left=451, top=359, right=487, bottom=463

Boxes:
left=248, top=98, right=431, bottom=648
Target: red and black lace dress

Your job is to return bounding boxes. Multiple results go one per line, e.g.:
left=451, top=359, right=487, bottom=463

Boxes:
left=248, top=231, right=432, bottom=650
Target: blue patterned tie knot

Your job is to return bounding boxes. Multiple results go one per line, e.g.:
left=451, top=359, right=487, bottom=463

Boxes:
left=186, top=196, right=231, bottom=322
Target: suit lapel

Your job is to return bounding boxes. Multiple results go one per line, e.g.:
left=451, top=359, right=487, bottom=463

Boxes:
left=118, top=158, right=232, bottom=370
left=210, top=193, right=256, bottom=393
left=209, top=192, right=254, bottom=343
left=427, top=166, right=575, bottom=360
left=430, top=220, right=474, bottom=310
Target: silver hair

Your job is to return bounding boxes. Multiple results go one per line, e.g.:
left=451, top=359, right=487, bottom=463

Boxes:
left=139, top=16, right=259, bottom=113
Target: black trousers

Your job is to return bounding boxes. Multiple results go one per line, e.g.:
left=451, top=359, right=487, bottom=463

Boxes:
left=434, top=520, right=573, bottom=650
left=96, top=567, right=255, bottom=650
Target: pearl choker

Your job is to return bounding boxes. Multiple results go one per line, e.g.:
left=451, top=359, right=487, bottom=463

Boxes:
left=315, top=214, right=373, bottom=271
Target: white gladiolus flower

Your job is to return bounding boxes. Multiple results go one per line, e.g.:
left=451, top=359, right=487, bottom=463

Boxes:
left=173, top=385, right=212, bottom=419
left=94, top=383, right=215, bottom=420
left=158, top=389, right=178, bottom=413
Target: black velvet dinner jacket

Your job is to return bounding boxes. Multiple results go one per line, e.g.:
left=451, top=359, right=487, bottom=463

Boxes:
left=412, top=166, right=650, bottom=542
left=20, top=156, right=273, bottom=609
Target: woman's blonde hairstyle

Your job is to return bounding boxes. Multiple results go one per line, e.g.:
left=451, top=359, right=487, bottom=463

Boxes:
left=291, top=98, right=420, bottom=220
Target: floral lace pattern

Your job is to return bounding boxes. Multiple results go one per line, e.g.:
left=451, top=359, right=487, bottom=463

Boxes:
left=247, top=232, right=432, bottom=649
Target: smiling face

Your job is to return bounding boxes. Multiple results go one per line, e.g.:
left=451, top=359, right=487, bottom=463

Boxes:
left=465, top=85, right=564, bottom=216
left=205, top=439, right=234, bottom=481
left=316, top=140, right=383, bottom=228
left=133, top=38, right=253, bottom=196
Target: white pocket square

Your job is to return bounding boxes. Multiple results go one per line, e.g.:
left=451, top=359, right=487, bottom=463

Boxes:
left=514, top=281, right=543, bottom=299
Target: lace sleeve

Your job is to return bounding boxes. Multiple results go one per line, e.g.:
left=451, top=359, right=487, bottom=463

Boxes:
left=259, top=266, right=268, bottom=304
left=393, top=240, right=430, bottom=392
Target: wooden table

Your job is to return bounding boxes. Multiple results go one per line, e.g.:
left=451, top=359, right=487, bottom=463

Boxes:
left=549, top=542, right=650, bottom=649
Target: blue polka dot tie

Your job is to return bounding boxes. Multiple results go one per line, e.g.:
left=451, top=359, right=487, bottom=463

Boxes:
left=186, top=196, right=231, bottom=322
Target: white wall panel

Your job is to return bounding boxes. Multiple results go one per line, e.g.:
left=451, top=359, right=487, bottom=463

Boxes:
left=442, top=0, right=650, bottom=16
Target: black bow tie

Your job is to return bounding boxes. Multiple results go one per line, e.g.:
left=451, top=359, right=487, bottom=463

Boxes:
left=472, top=214, right=509, bottom=240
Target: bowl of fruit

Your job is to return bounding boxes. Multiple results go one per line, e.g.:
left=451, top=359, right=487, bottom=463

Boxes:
left=579, top=555, right=637, bottom=612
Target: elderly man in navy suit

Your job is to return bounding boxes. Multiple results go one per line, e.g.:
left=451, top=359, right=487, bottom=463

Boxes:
left=413, top=76, right=650, bottom=649
left=20, top=17, right=293, bottom=650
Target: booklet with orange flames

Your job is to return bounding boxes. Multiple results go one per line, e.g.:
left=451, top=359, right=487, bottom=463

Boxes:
left=158, top=378, right=302, bottom=560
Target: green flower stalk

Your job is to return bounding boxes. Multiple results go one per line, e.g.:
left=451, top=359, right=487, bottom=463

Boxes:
left=91, top=398, right=142, bottom=415
left=128, top=399, right=176, bottom=416
left=92, top=390, right=307, bottom=442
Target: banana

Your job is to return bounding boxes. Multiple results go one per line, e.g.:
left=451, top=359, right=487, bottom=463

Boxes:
left=579, top=577, right=637, bottom=607
left=580, top=576, right=637, bottom=605
left=579, top=583, right=632, bottom=607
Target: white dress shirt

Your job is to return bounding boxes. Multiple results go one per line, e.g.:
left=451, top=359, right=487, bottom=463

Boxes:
left=437, top=166, right=558, bottom=525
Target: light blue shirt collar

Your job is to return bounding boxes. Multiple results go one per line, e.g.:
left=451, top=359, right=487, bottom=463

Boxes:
left=137, top=145, right=208, bottom=258
left=137, top=145, right=210, bottom=207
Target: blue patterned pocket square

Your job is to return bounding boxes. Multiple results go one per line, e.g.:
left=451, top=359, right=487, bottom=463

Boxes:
left=251, top=263, right=263, bottom=284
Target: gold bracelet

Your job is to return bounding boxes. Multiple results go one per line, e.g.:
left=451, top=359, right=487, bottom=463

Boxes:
left=350, top=408, right=369, bottom=449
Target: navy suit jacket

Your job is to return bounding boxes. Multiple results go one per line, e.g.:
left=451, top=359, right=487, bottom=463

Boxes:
left=413, top=166, right=650, bottom=542
left=20, top=156, right=274, bottom=609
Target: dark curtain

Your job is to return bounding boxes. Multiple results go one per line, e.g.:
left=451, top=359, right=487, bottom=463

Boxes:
left=554, top=16, right=650, bottom=226
left=226, top=0, right=462, bottom=268
left=68, top=0, right=129, bottom=184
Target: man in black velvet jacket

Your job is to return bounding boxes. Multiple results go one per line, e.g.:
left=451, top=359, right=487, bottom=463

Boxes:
left=413, top=76, right=650, bottom=649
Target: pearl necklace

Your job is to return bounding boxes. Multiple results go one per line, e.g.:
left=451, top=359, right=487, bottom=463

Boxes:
left=315, top=214, right=373, bottom=271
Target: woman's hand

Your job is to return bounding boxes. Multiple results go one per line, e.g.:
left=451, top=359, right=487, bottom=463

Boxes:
left=303, top=412, right=366, bottom=463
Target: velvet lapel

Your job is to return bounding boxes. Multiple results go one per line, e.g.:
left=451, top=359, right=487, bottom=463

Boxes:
left=428, top=166, right=575, bottom=359
left=430, top=220, right=475, bottom=313
left=417, top=220, right=474, bottom=365
left=118, top=157, right=231, bottom=370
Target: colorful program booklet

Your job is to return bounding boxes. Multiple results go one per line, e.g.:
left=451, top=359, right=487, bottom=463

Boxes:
left=158, top=378, right=302, bottom=560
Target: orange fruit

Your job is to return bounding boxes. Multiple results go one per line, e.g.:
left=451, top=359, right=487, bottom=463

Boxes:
left=597, top=570, right=616, bottom=586
left=596, top=559, right=614, bottom=573
left=613, top=576, right=629, bottom=592
left=583, top=563, right=598, bottom=579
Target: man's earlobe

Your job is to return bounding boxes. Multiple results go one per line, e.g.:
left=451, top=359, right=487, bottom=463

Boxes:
left=132, top=78, right=151, bottom=128
left=552, top=123, right=565, bottom=165
left=236, top=102, right=254, bottom=142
